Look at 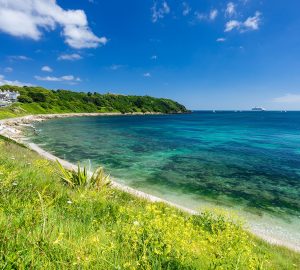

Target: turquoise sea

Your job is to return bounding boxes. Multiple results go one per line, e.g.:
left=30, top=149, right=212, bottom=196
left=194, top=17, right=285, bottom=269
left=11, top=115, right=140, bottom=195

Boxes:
left=28, top=111, right=300, bottom=249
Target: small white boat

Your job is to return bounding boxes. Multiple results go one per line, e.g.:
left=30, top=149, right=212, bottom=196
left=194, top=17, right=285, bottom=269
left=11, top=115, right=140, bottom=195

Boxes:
left=251, top=107, right=265, bottom=111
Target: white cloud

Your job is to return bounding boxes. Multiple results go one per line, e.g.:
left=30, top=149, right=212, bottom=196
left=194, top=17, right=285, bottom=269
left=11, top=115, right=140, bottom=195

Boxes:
left=151, top=55, right=158, bottom=60
left=8, top=55, right=31, bottom=61
left=243, top=11, right=261, bottom=31
left=216, top=38, right=226, bottom=42
left=34, top=75, right=81, bottom=82
left=41, top=66, right=53, bottom=72
left=152, top=1, right=170, bottom=23
left=209, top=9, right=218, bottom=21
left=225, top=2, right=236, bottom=17
left=57, top=53, right=82, bottom=61
left=4, top=67, right=13, bottom=73
left=63, top=25, right=108, bottom=49
left=0, top=74, right=32, bottom=86
left=195, top=9, right=218, bottom=22
left=225, top=20, right=241, bottom=32
left=0, top=0, right=107, bottom=49
left=225, top=11, right=261, bottom=32
left=182, top=2, right=191, bottom=16
left=272, top=94, right=300, bottom=103
left=143, top=72, right=151, bottom=77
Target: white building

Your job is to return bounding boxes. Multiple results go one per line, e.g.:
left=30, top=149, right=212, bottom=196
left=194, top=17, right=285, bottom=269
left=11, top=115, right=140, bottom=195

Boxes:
left=0, top=90, right=20, bottom=106
left=8, top=91, right=20, bottom=100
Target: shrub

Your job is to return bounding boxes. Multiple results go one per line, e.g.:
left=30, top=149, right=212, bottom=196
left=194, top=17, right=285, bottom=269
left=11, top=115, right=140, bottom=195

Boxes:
left=56, top=160, right=111, bottom=190
left=17, top=95, right=33, bottom=103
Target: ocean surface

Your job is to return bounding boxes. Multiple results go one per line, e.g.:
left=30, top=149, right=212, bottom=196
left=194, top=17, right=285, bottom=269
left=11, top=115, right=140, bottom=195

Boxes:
left=27, top=111, right=300, bottom=249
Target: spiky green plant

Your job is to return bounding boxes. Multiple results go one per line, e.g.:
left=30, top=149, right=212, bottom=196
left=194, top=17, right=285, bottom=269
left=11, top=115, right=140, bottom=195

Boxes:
left=56, top=160, right=110, bottom=189
left=89, top=167, right=111, bottom=190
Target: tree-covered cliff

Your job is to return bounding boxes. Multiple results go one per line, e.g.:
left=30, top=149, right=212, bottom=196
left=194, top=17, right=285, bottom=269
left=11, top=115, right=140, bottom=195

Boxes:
left=0, top=85, right=189, bottom=114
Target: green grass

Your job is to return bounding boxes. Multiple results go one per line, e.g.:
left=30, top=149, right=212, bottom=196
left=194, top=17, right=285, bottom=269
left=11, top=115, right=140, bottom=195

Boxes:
left=0, top=103, right=27, bottom=119
left=0, top=102, right=105, bottom=120
left=0, top=137, right=299, bottom=269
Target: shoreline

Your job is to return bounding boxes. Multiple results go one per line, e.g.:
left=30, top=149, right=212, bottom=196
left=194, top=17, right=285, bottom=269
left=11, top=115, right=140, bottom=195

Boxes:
left=0, top=111, right=165, bottom=124
left=0, top=113, right=197, bottom=214
left=0, top=113, right=299, bottom=253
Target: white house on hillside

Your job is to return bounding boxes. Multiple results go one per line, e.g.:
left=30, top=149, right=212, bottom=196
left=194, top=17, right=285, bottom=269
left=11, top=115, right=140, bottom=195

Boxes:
left=0, top=90, right=20, bottom=107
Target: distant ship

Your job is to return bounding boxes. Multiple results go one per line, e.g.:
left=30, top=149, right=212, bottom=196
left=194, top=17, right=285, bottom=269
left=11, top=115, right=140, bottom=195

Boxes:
left=251, top=107, right=265, bottom=111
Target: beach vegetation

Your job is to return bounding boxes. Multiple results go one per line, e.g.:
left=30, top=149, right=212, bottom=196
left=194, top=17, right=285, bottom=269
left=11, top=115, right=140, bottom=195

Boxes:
left=56, top=160, right=111, bottom=190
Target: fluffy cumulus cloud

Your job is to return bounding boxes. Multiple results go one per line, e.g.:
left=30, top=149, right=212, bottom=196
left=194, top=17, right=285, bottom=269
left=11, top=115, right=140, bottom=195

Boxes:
left=34, top=75, right=81, bottom=82
left=225, top=11, right=261, bottom=32
left=41, top=66, right=53, bottom=72
left=0, top=74, right=32, bottom=86
left=225, top=20, right=241, bottom=32
left=0, top=0, right=107, bottom=49
left=57, top=53, right=82, bottom=61
left=225, top=2, right=236, bottom=17
left=243, top=12, right=261, bottom=30
left=152, top=1, right=170, bottom=23
left=273, top=94, right=300, bottom=103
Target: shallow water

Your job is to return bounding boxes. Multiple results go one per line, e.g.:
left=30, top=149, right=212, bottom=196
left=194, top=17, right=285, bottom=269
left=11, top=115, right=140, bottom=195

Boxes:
left=28, top=111, right=300, bottom=249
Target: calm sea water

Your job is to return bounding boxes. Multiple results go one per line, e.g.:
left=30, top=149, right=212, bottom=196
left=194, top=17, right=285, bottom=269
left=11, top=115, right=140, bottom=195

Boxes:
left=28, top=111, right=300, bottom=248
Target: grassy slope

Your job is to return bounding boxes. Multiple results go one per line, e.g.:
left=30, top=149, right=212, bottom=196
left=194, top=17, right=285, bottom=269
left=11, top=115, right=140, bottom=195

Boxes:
left=0, top=136, right=299, bottom=269
left=0, top=102, right=91, bottom=120
left=0, top=101, right=172, bottom=120
left=0, top=103, right=53, bottom=120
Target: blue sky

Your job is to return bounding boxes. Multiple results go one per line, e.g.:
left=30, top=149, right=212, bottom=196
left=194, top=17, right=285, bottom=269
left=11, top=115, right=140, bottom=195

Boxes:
left=0, top=0, right=300, bottom=110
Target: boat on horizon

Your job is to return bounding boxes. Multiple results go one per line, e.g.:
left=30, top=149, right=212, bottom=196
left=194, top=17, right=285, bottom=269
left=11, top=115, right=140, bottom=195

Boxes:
left=251, top=107, right=266, bottom=111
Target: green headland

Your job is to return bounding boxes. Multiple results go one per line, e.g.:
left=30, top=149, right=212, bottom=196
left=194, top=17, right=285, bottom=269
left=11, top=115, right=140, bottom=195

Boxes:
left=0, top=85, right=188, bottom=119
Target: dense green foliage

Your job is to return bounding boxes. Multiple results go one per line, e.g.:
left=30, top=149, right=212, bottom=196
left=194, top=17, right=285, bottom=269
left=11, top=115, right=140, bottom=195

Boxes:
left=0, top=137, right=299, bottom=269
left=0, top=85, right=188, bottom=117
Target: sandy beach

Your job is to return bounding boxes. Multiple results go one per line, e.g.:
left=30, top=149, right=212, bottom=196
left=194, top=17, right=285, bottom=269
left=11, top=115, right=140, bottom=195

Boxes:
left=0, top=113, right=299, bottom=253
